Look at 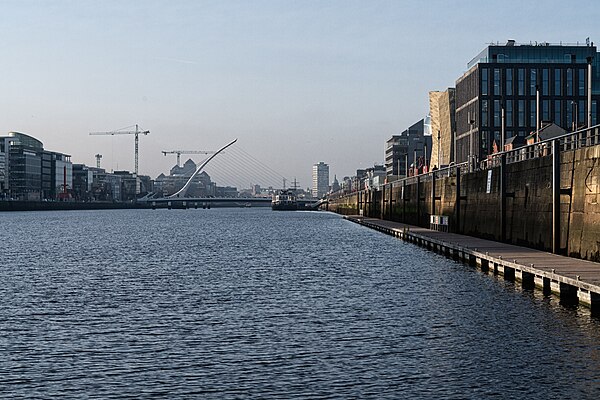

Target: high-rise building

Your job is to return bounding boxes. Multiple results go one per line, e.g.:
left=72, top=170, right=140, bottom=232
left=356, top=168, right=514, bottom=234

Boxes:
left=312, top=162, right=329, bottom=198
left=455, top=40, right=600, bottom=164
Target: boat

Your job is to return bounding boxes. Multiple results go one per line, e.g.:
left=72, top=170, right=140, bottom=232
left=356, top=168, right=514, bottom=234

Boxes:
left=271, top=189, right=298, bottom=211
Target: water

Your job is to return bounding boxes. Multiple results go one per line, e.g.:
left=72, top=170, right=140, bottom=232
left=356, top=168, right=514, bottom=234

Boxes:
left=1, top=208, right=600, bottom=399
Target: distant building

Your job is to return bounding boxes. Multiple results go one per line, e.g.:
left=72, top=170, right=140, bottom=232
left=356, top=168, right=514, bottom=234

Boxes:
left=0, top=137, right=10, bottom=198
left=331, top=175, right=340, bottom=193
left=364, top=165, right=386, bottom=189
left=455, top=40, right=600, bottom=165
left=0, top=131, right=73, bottom=201
left=154, top=158, right=217, bottom=197
left=312, top=161, right=329, bottom=198
left=385, top=119, right=432, bottom=178
left=429, top=88, right=456, bottom=169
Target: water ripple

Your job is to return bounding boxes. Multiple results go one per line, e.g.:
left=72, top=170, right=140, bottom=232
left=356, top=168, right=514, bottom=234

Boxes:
left=2, top=209, right=600, bottom=398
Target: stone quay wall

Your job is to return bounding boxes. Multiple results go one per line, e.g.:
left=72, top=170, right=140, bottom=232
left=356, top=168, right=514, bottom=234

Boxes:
left=328, top=144, right=600, bottom=262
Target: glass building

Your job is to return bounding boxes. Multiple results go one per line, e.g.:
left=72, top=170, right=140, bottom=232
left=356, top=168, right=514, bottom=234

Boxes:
left=455, top=41, right=600, bottom=163
left=3, top=132, right=72, bottom=200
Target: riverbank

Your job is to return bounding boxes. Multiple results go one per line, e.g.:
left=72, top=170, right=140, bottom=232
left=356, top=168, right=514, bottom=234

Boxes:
left=345, top=215, right=600, bottom=312
left=0, top=200, right=152, bottom=212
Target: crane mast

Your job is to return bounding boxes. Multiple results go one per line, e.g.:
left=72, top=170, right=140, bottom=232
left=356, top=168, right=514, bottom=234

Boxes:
left=89, top=124, right=149, bottom=176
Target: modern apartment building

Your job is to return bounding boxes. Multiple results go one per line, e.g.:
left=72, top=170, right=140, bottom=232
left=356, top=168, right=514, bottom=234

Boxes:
left=312, top=161, right=329, bottom=198
left=455, top=40, right=600, bottom=164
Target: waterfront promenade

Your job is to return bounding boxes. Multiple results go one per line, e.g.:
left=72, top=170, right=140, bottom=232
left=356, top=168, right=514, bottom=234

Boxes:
left=345, top=215, right=600, bottom=311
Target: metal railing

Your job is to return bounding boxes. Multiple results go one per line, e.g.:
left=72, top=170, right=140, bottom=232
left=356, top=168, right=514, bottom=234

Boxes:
left=481, top=124, right=600, bottom=170
left=329, top=124, right=600, bottom=200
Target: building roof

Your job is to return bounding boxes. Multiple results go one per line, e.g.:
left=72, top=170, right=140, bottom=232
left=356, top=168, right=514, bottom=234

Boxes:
left=505, top=135, right=526, bottom=146
left=467, top=40, right=596, bottom=69
left=525, top=122, right=567, bottom=141
left=7, top=131, right=43, bottom=150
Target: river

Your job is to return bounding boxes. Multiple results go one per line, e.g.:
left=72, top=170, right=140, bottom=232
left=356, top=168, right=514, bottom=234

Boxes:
left=1, top=208, right=600, bottom=398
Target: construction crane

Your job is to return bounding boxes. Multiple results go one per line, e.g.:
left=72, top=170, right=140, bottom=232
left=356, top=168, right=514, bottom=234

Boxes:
left=89, top=124, right=149, bottom=176
left=161, top=150, right=216, bottom=167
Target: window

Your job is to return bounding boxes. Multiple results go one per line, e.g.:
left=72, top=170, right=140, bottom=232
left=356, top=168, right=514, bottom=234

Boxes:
left=567, top=68, right=573, bottom=96
left=482, top=100, right=488, bottom=127
left=593, top=100, right=597, bottom=126
left=530, top=100, right=537, bottom=127
left=481, top=68, right=488, bottom=96
left=579, top=100, right=585, bottom=127
left=530, top=69, right=537, bottom=95
left=554, top=69, right=561, bottom=95
left=494, top=100, right=501, bottom=127
left=481, top=131, right=488, bottom=151
left=579, top=69, right=585, bottom=96
left=494, top=68, right=501, bottom=95
left=542, top=69, right=549, bottom=96
left=554, top=100, right=561, bottom=126
left=506, top=68, right=513, bottom=96
left=542, top=100, right=549, bottom=121
left=518, top=68, right=525, bottom=95
left=519, top=100, right=526, bottom=127
left=506, top=100, right=513, bottom=127
left=567, top=101, right=573, bottom=129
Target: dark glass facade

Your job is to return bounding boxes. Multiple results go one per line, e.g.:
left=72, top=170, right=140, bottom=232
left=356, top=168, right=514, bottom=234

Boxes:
left=456, top=43, right=600, bottom=163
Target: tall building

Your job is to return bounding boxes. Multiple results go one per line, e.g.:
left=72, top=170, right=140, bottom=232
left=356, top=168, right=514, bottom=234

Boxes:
left=429, top=88, right=456, bottom=169
left=312, top=161, right=329, bottom=198
left=385, top=119, right=432, bottom=177
left=455, top=40, right=600, bottom=164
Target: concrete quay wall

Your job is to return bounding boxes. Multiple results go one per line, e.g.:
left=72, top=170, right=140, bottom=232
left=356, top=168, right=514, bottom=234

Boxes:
left=329, top=144, right=600, bottom=261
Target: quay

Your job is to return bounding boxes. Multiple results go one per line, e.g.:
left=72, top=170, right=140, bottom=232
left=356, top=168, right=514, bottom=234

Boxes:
left=345, top=215, right=600, bottom=311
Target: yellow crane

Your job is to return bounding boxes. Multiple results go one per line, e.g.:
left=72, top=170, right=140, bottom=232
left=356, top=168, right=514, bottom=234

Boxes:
left=161, top=150, right=216, bottom=167
left=89, top=124, right=149, bottom=176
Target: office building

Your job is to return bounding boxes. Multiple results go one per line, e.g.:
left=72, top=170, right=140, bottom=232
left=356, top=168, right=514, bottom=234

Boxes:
left=0, top=132, right=73, bottom=201
left=312, top=162, right=329, bottom=198
left=455, top=40, right=600, bottom=164
left=385, top=119, right=432, bottom=178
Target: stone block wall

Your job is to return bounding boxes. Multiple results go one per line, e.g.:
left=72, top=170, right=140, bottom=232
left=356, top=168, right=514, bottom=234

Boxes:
left=328, top=143, right=600, bottom=261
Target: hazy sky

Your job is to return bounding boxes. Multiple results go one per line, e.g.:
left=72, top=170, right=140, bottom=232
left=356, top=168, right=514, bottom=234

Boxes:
left=1, top=0, right=599, bottom=189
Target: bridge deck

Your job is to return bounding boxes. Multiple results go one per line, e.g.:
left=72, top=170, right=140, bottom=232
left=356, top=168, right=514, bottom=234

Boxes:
left=344, top=216, right=600, bottom=308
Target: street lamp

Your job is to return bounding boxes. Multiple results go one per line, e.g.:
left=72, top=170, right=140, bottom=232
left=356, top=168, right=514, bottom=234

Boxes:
left=468, top=111, right=475, bottom=172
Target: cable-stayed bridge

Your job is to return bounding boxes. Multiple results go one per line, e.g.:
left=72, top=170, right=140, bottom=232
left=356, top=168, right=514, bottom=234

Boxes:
left=138, top=139, right=323, bottom=209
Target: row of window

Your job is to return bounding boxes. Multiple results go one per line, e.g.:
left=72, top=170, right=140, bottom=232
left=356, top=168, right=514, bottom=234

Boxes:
left=481, top=67, right=587, bottom=97
left=481, top=99, right=598, bottom=129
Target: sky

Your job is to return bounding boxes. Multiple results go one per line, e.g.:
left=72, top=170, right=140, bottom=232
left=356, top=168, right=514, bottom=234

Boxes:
left=1, top=0, right=599, bottom=190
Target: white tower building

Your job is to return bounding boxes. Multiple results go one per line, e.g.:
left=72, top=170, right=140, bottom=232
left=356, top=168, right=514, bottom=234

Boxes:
left=312, top=161, right=329, bottom=198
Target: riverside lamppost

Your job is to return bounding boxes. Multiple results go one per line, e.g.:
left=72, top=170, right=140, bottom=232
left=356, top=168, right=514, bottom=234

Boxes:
left=468, top=111, right=475, bottom=172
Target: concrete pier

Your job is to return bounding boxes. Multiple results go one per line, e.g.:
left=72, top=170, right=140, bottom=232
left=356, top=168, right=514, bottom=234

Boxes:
left=345, top=215, right=600, bottom=311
